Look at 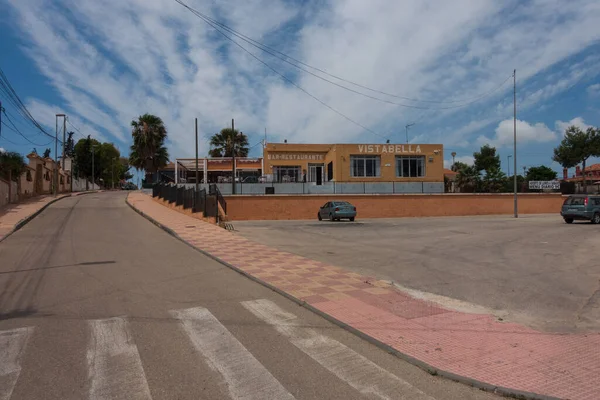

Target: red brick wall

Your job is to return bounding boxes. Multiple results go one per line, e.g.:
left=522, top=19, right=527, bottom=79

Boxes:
left=224, top=194, right=565, bottom=221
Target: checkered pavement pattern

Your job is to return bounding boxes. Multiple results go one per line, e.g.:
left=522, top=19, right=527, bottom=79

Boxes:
left=128, top=192, right=600, bottom=400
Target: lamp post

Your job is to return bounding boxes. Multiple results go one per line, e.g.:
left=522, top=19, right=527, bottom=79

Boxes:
left=451, top=152, right=456, bottom=169
left=405, top=123, right=415, bottom=144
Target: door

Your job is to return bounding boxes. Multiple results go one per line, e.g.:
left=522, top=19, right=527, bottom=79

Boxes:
left=320, top=202, right=330, bottom=218
left=308, top=164, right=324, bottom=186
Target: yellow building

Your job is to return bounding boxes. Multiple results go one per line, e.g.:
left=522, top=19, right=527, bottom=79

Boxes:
left=263, top=142, right=444, bottom=184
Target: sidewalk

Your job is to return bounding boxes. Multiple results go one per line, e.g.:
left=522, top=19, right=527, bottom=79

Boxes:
left=0, top=191, right=96, bottom=241
left=127, top=192, right=600, bottom=400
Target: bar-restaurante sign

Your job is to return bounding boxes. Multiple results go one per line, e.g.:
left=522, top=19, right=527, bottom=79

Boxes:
left=268, top=153, right=325, bottom=161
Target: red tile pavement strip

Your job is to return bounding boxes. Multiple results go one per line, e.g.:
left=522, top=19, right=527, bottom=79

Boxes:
left=127, top=192, right=600, bottom=400
left=0, top=191, right=99, bottom=241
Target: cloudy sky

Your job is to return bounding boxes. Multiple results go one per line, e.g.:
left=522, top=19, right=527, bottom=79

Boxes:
left=1, top=0, right=599, bottom=175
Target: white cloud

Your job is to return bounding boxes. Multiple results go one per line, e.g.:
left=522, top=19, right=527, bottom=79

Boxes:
left=444, top=155, right=474, bottom=169
left=555, top=117, right=592, bottom=134
left=4, top=0, right=600, bottom=160
left=587, top=83, right=600, bottom=96
left=477, top=116, right=593, bottom=148
left=0, top=147, right=5, bottom=153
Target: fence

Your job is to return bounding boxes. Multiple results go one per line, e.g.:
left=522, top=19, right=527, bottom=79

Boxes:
left=179, top=181, right=445, bottom=196
left=153, top=183, right=220, bottom=222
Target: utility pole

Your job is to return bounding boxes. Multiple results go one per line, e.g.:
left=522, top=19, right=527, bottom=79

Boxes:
left=91, top=145, right=96, bottom=191
left=405, top=123, right=415, bottom=144
left=231, top=118, right=235, bottom=194
left=54, top=114, right=60, bottom=196
left=195, top=118, right=199, bottom=193
left=508, top=155, right=512, bottom=176
left=61, top=115, right=66, bottom=169
left=513, top=69, right=518, bottom=218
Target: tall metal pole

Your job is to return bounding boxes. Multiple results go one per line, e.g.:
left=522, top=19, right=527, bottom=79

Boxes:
left=54, top=115, right=58, bottom=196
left=91, top=146, right=95, bottom=191
left=231, top=118, right=235, bottom=194
left=405, top=123, right=415, bottom=144
left=62, top=115, right=66, bottom=169
left=513, top=69, right=518, bottom=218
left=195, top=118, right=199, bottom=193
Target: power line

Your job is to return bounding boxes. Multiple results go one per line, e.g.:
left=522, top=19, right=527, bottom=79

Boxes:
left=2, top=110, right=53, bottom=146
left=66, top=117, right=87, bottom=139
left=175, top=0, right=387, bottom=140
left=175, top=0, right=512, bottom=108
left=0, top=67, right=57, bottom=141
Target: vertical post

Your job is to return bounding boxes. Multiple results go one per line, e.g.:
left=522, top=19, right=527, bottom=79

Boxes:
left=231, top=118, right=235, bottom=195
left=195, top=118, right=199, bottom=193
left=91, top=146, right=95, bottom=190
left=62, top=115, right=66, bottom=169
left=54, top=115, right=58, bottom=196
left=513, top=69, right=518, bottom=218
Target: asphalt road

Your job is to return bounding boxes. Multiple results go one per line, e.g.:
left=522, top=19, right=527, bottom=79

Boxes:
left=234, top=215, right=600, bottom=333
left=0, top=192, right=497, bottom=400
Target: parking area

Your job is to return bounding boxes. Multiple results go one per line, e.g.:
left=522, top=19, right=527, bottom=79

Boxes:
left=234, top=214, right=600, bottom=333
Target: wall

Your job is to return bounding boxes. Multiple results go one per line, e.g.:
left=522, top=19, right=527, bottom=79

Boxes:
left=263, top=142, right=444, bottom=183
left=224, top=193, right=565, bottom=221
left=19, top=170, right=35, bottom=199
left=0, top=179, right=17, bottom=207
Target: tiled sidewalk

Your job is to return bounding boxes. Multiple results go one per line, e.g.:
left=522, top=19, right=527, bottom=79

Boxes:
left=128, top=192, right=600, bottom=400
left=0, top=191, right=97, bottom=241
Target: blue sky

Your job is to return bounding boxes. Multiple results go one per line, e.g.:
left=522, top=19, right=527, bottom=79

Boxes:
left=1, top=0, right=599, bottom=178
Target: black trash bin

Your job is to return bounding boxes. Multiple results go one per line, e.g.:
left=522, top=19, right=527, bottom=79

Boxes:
left=265, top=187, right=275, bottom=195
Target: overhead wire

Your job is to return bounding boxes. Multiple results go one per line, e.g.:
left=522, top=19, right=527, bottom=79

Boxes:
left=0, top=67, right=57, bottom=142
left=174, top=0, right=387, bottom=140
left=2, top=109, right=54, bottom=146
left=174, top=0, right=512, bottom=108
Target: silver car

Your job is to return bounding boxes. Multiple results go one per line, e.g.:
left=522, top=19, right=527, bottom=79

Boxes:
left=318, top=201, right=357, bottom=221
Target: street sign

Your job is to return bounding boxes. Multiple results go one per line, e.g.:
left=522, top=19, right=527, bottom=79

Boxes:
left=528, top=180, right=560, bottom=190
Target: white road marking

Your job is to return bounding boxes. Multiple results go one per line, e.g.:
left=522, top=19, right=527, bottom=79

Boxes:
left=171, top=307, right=295, bottom=400
left=87, top=317, right=152, bottom=400
left=242, top=299, right=436, bottom=400
left=0, top=327, right=33, bottom=400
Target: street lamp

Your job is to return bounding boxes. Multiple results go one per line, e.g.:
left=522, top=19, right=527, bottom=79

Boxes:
left=451, top=152, right=456, bottom=169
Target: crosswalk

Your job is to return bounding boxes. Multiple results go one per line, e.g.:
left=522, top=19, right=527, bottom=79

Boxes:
left=1, top=299, right=436, bottom=400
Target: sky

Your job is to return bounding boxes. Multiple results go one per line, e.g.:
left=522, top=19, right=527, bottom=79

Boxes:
left=1, top=0, right=599, bottom=178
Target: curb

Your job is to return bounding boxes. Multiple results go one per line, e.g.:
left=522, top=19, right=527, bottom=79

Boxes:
left=0, top=194, right=70, bottom=243
left=125, top=194, right=561, bottom=400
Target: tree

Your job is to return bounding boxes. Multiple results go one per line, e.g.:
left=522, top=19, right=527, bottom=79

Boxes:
left=451, top=161, right=468, bottom=173
left=526, top=165, right=558, bottom=182
left=455, top=165, right=480, bottom=193
left=209, top=128, right=249, bottom=158
left=553, top=126, right=600, bottom=193
left=0, top=151, right=26, bottom=182
left=65, top=132, right=76, bottom=158
left=483, top=166, right=506, bottom=193
left=474, top=144, right=501, bottom=173
left=43, top=148, right=51, bottom=158
left=129, top=114, right=169, bottom=182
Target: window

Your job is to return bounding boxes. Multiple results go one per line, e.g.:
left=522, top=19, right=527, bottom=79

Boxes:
left=273, top=166, right=301, bottom=182
left=350, top=156, right=380, bottom=178
left=327, top=162, right=333, bottom=181
left=396, top=156, right=425, bottom=177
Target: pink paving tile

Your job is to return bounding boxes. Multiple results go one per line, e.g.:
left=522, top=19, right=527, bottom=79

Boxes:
left=128, top=192, right=600, bottom=400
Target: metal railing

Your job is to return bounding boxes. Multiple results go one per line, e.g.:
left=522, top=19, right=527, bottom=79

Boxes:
left=209, top=183, right=227, bottom=214
left=153, top=183, right=217, bottom=219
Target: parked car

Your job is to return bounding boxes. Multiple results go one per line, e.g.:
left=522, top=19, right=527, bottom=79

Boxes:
left=318, top=201, right=357, bottom=221
left=561, top=195, right=600, bottom=224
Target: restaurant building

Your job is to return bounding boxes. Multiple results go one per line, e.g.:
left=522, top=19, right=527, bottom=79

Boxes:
left=263, top=142, right=444, bottom=184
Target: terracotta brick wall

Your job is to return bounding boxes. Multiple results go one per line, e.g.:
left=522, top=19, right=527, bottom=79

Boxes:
left=225, top=194, right=565, bottom=221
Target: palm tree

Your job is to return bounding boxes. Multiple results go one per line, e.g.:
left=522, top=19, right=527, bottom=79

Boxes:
left=209, top=128, right=249, bottom=158
left=129, top=114, right=169, bottom=183
left=456, top=165, right=480, bottom=193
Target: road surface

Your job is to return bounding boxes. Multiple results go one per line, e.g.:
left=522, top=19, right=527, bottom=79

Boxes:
left=0, top=192, right=496, bottom=400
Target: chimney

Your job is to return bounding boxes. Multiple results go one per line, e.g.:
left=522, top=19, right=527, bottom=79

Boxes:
left=563, top=168, right=568, bottom=180
left=576, top=166, right=581, bottom=176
